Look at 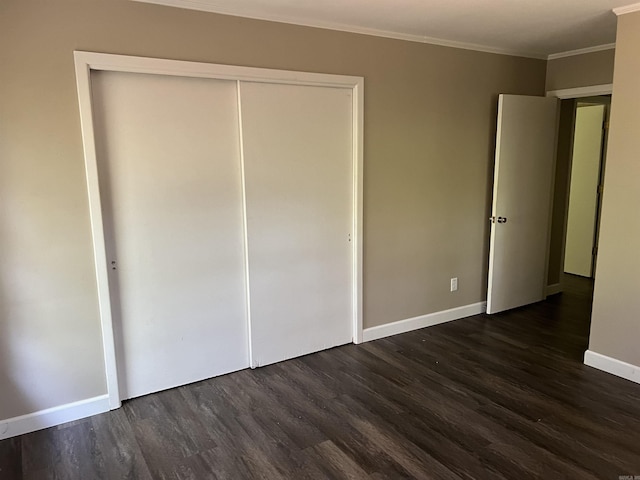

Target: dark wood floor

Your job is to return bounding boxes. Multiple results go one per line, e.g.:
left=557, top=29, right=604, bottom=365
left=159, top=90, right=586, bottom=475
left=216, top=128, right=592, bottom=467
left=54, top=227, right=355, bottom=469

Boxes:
left=2, top=274, right=640, bottom=479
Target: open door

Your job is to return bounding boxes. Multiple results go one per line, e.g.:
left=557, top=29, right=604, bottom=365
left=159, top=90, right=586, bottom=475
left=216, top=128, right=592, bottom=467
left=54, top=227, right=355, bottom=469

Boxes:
left=487, top=95, right=559, bottom=314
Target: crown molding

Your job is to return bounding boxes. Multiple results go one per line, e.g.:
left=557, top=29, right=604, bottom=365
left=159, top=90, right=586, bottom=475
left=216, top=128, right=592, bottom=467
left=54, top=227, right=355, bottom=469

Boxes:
left=131, top=0, right=547, bottom=59
left=613, top=2, right=640, bottom=15
left=547, top=43, right=616, bottom=60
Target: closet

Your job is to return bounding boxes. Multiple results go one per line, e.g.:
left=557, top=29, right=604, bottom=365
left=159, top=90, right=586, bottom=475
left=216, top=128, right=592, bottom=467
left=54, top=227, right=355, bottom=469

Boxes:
left=77, top=53, right=363, bottom=403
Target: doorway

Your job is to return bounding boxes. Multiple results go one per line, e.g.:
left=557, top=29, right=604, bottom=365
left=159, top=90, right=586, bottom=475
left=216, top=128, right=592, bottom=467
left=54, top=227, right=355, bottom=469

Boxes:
left=547, top=91, right=611, bottom=294
left=542, top=86, right=612, bottom=371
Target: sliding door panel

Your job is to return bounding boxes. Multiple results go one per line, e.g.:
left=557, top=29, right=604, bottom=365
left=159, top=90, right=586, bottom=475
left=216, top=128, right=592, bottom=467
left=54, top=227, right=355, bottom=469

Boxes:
left=91, top=71, right=248, bottom=399
left=240, top=82, right=353, bottom=367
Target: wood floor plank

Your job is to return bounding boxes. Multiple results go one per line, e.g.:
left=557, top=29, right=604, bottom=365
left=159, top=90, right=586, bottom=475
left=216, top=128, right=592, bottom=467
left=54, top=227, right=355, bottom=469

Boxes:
left=90, top=409, right=153, bottom=480
left=0, top=437, right=22, bottom=479
left=304, top=440, right=371, bottom=480
left=22, top=419, right=102, bottom=480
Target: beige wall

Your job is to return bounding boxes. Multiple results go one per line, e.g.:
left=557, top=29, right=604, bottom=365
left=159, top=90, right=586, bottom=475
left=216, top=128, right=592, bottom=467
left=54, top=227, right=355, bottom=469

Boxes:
left=546, top=49, right=615, bottom=92
left=589, top=11, right=640, bottom=368
left=0, top=0, right=546, bottom=419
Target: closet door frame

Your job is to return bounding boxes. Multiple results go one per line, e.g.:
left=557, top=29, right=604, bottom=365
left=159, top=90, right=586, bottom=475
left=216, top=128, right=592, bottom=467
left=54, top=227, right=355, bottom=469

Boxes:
left=74, top=51, right=364, bottom=410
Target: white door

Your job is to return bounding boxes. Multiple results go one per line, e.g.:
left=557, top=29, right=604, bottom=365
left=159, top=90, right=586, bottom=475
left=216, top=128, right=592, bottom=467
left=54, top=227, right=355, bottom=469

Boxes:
left=91, top=71, right=249, bottom=399
left=487, top=95, right=559, bottom=314
left=240, top=82, right=354, bottom=367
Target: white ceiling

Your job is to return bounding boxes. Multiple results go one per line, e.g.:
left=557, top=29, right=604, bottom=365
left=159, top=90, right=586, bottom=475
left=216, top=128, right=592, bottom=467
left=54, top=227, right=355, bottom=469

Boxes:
left=135, top=0, right=640, bottom=58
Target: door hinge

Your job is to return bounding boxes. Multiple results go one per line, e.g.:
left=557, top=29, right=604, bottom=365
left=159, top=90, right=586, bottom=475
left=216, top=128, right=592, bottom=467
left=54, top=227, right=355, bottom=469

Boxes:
left=597, top=184, right=604, bottom=194
left=593, top=247, right=598, bottom=256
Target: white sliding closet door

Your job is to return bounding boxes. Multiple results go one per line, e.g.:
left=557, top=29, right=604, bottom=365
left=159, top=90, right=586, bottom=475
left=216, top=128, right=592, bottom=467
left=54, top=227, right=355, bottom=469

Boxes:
left=240, top=82, right=354, bottom=367
left=91, top=71, right=249, bottom=400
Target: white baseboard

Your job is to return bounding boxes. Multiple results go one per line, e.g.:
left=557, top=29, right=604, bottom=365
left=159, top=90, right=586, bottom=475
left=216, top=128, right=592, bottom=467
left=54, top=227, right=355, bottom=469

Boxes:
left=362, top=301, right=486, bottom=342
left=546, top=283, right=562, bottom=296
left=0, top=394, right=110, bottom=440
left=584, top=350, right=640, bottom=385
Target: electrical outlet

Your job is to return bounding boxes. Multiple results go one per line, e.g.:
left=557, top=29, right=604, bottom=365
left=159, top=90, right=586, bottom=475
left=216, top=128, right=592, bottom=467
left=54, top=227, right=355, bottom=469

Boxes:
left=450, top=277, right=458, bottom=292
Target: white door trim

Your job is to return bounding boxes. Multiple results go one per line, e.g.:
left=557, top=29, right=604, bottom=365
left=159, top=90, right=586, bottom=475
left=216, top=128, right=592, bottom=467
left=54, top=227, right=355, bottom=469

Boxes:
left=546, top=84, right=613, bottom=99
left=73, top=51, right=364, bottom=409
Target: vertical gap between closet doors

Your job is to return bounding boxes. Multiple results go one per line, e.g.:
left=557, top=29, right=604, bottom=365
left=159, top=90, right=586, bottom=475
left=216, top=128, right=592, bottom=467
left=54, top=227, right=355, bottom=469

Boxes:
left=236, top=79, right=255, bottom=368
